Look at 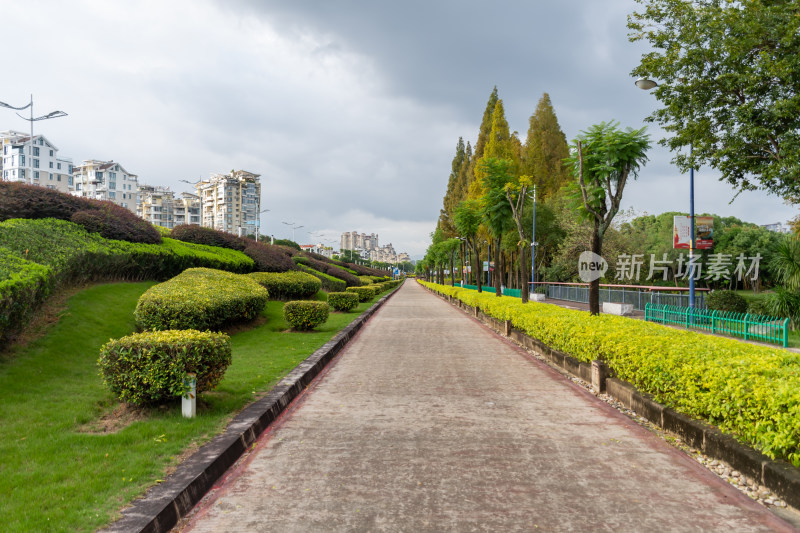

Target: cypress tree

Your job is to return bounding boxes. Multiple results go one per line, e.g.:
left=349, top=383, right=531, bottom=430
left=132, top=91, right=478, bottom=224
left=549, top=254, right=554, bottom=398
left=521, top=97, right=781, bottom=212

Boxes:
left=438, top=138, right=467, bottom=236
left=465, top=87, right=499, bottom=197
left=522, top=93, right=570, bottom=200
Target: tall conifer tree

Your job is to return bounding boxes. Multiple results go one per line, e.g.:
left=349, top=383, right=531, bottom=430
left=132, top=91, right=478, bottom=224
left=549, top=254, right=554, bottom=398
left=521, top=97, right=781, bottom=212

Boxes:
left=438, top=138, right=467, bottom=236
left=522, top=93, right=570, bottom=199
left=465, top=87, right=499, bottom=196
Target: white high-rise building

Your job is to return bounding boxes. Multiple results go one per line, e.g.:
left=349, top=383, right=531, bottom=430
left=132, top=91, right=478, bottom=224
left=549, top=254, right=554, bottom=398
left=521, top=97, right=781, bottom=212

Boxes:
left=0, top=130, right=73, bottom=193
left=72, top=160, right=138, bottom=213
left=195, top=170, right=261, bottom=236
left=174, top=192, right=201, bottom=226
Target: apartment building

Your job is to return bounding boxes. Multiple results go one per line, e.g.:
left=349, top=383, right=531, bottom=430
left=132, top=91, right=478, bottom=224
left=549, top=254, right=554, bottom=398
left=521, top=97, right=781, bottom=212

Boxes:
left=72, top=160, right=138, bottom=213
left=340, top=231, right=379, bottom=252
left=195, top=170, right=261, bottom=236
left=0, top=130, right=73, bottom=193
left=138, top=186, right=201, bottom=229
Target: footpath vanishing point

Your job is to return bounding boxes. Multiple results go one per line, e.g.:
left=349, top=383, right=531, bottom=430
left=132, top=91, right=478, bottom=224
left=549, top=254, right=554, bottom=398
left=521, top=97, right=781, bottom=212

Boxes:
left=173, top=280, right=795, bottom=532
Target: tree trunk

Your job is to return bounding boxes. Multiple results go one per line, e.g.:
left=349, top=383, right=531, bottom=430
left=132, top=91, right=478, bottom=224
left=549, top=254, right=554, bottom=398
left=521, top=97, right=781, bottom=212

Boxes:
left=589, top=219, right=602, bottom=315
left=475, top=243, right=482, bottom=293
left=494, top=237, right=502, bottom=297
left=450, top=250, right=455, bottom=287
left=520, top=243, right=529, bottom=303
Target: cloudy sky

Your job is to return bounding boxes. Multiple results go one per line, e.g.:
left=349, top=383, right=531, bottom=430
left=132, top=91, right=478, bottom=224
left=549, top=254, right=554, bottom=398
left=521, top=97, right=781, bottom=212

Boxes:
left=2, top=0, right=794, bottom=258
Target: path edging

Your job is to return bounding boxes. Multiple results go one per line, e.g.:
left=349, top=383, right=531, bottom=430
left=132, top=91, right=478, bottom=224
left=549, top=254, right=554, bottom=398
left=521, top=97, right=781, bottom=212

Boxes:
left=426, top=284, right=800, bottom=510
left=102, top=286, right=401, bottom=533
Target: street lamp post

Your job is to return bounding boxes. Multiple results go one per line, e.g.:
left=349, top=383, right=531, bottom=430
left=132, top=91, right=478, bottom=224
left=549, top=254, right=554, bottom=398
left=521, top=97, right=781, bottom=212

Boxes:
left=281, top=221, right=303, bottom=242
left=255, top=209, right=270, bottom=242
left=1, top=95, right=67, bottom=186
left=635, top=77, right=696, bottom=308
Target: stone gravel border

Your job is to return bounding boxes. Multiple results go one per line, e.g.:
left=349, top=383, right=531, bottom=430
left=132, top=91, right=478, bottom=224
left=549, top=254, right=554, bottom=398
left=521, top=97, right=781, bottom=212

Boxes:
left=429, top=287, right=800, bottom=514
left=102, top=286, right=401, bottom=533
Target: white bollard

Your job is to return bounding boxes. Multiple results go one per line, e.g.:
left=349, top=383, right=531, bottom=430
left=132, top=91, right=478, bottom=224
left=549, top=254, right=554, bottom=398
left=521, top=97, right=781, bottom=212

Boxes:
left=182, top=372, right=196, bottom=418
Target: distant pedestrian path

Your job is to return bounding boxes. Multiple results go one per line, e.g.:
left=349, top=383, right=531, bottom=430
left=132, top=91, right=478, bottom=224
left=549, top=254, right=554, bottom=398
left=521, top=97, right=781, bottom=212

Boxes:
left=181, top=281, right=793, bottom=532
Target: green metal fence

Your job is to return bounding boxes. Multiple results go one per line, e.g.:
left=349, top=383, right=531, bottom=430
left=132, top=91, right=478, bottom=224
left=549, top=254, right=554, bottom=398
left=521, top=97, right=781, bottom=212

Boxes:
left=644, top=303, right=789, bottom=347
left=460, top=284, right=521, bottom=297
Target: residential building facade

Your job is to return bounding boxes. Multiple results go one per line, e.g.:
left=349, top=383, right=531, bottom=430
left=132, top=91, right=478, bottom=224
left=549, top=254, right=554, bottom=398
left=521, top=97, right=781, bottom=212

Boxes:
left=138, top=186, right=201, bottom=229
left=195, top=170, right=261, bottom=236
left=72, top=160, right=138, bottom=212
left=0, top=130, right=73, bottom=193
left=340, top=231, right=379, bottom=252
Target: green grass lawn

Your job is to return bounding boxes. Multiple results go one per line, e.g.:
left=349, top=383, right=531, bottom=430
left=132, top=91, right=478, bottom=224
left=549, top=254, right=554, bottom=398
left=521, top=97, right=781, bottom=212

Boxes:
left=0, top=282, right=383, bottom=532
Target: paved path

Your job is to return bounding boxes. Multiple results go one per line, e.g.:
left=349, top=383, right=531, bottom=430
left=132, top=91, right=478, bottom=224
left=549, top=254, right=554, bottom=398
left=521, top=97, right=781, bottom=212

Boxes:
left=180, top=281, right=794, bottom=532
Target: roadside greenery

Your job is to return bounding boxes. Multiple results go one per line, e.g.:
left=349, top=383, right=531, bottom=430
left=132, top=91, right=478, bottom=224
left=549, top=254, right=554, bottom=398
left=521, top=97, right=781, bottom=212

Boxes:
left=0, top=281, right=390, bottom=532
left=283, top=301, right=330, bottom=331
left=134, top=268, right=268, bottom=331
left=248, top=271, right=322, bottom=300
left=422, top=280, right=800, bottom=467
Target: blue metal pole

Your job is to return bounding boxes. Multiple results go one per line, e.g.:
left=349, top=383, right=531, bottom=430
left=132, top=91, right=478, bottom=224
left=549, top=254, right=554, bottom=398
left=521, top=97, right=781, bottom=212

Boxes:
left=531, top=185, right=536, bottom=295
left=689, top=158, right=695, bottom=309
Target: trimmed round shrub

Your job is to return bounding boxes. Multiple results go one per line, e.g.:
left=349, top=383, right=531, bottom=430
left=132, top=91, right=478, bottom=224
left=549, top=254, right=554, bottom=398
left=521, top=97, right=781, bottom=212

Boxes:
left=249, top=271, right=321, bottom=300
left=283, top=300, right=329, bottom=331
left=346, top=286, right=374, bottom=302
left=327, top=291, right=359, bottom=312
left=358, top=276, right=374, bottom=286
left=706, top=290, right=748, bottom=313
left=98, top=329, right=231, bottom=406
left=135, top=268, right=268, bottom=331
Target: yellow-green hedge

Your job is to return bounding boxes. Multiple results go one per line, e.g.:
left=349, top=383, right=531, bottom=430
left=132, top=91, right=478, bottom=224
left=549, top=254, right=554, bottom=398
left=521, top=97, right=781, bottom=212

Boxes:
left=98, top=329, right=231, bottom=406
left=135, top=268, right=268, bottom=331
left=420, top=280, right=800, bottom=467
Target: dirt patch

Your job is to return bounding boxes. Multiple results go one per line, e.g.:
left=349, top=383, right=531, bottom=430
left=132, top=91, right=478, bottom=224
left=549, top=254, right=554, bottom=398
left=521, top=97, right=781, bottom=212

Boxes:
left=77, top=403, right=149, bottom=434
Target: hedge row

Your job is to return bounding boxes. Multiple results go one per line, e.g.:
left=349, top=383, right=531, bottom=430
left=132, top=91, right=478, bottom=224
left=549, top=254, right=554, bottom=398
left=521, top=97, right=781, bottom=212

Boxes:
left=98, top=329, right=231, bottom=406
left=135, top=268, right=268, bottom=331
left=0, top=219, right=255, bottom=344
left=0, top=248, right=54, bottom=342
left=0, top=181, right=161, bottom=244
left=297, top=265, right=347, bottom=292
left=420, top=281, right=800, bottom=467
left=293, top=256, right=361, bottom=287
left=171, top=224, right=296, bottom=272
left=248, top=271, right=321, bottom=300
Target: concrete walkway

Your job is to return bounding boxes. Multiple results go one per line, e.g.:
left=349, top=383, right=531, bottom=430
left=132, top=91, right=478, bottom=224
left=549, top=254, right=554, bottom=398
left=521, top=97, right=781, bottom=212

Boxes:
left=179, top=281, right=794, bottom=532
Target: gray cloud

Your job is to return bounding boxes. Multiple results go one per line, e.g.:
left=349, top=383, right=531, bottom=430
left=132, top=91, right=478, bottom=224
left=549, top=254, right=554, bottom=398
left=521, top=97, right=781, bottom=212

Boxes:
left=1, top=0, right=793, bottom=259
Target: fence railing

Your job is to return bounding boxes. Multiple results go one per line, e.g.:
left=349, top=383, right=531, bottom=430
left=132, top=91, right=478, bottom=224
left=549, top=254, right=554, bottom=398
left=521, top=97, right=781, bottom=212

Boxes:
left=543, top=283, right=706, bottom=311
left=644, top=303, right=789, bottom=347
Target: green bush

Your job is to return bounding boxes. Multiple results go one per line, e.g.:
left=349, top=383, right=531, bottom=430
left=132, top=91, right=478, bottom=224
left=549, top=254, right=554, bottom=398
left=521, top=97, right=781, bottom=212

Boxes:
left=154, top=225, right=172, bottom=237
left=747, top=298, right=771, bottom=316
left=358, top=276, right=374, bottom=286
left=346, top=286, right=374, bottom=302
left=283, top=300, right=329, bottom=330
left=327, top=291, right=359, bottom=312
left=297, top=264, right=346, bottom=292
left=706, top=290, right=748, bottom=313
left=135, top=268, right=268, bottom=331
left=98, top=329, right=231, bottom=406
left=0, top=248, right=54, bottom=344
left=421, top=280, right=800, bottom=467
left=249, top=271, right=321, bottom=300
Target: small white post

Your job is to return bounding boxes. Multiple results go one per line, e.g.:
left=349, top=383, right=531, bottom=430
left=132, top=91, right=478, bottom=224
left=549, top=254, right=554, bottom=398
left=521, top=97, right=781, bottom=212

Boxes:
left=182, top=372, right=196, bottom=418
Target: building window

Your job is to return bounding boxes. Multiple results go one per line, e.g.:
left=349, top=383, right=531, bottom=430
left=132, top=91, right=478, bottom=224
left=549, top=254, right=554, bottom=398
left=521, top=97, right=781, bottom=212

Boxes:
left=57, top=162, right=61, bottom=170
left=34, top=171, right=39, bottom=179
left=49, top=150, right=53, bottom=156
left=57, top=175, right=61, bottom=182
left=33, top=159, right=39, bottom=168
left=49, top=174, right=54, bottom=181
left=109, top=192, right=116, bottom=199
left=33, top=147, right=39, bottom=156
left=49, top=162, right=53, bottom=168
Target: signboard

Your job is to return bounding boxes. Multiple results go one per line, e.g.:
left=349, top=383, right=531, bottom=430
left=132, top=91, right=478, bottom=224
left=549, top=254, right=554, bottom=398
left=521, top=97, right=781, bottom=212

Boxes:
left=673, top=216, right=713, bottom=250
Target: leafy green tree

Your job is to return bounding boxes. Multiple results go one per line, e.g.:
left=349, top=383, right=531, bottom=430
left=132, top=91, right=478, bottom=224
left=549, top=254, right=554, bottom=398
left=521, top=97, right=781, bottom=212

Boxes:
left=478, top=157, right=516, bottom=296
left=522, top=93, right=571, bottom=200
left=454, top=199, right=484, bottom=292
left=438, top=138, right=469, bottom=236
left=504, top=171, right=534, bottom=302
left=629, top=0, right=800, bottom=200
left=466, top=87, right=500, bottom=199
left=566, top=121, right=651, bottom=314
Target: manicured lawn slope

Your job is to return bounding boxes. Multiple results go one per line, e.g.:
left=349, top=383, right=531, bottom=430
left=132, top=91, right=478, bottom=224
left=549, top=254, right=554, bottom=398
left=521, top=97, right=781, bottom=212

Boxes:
left=0, top=283, right=379, bottom=532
